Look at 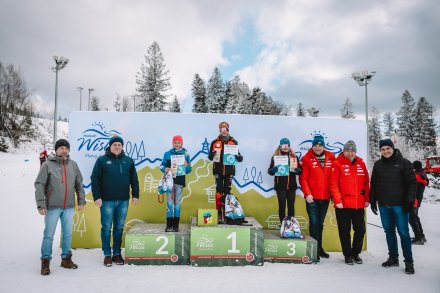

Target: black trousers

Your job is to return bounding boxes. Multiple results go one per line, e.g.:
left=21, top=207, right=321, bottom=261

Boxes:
left=276, top=189, right=296, bottom=223
left=335, top=208, right=365, bottom=257
left=215, top=175, right=233, bottom=211
left=409, top=207, right=425, bottom=239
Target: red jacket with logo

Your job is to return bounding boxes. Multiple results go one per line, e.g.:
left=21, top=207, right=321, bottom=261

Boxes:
left=330, top=153, right=370, bottom=209
left=299, top=149, right=335, bottom=200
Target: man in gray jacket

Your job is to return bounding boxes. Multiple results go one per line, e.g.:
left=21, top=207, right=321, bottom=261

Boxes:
left=35, top=139, right=86, bottom=276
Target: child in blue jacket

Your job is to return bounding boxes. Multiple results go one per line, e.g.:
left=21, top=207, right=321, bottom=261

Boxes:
left=160, top=135, right=192, bottom=232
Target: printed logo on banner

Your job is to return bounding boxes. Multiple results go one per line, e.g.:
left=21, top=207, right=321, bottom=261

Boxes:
left=265, top=243, right=279, bottom=253
left=76, top=122, right=146, bottom=162
left=297, top=131, right=344, bottom=157
left=195, top=235, right=214, bottom=250
left=128, top=240, right=146, bottom=251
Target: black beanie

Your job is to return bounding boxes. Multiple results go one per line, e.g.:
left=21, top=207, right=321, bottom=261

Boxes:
left=413, top=160, right=423, bottom=170
left=108, top=136, right=124, bottom=147
left=55, top=139, right=70, bottom=151
left=379, top=138, right=394, bottom=149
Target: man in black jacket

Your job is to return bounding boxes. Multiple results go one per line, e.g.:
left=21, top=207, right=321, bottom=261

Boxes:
left=370, top=139, right=417, bottom=274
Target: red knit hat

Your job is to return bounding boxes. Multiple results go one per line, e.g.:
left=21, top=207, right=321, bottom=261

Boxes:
left=172, top=135, right=183, bottom=145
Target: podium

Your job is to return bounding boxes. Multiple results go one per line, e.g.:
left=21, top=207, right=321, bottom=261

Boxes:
left=263, top=230, right=318, bottom=263
left=125, top=223, right=190, bottom=265
left=190, top=217, right=264, bottom=267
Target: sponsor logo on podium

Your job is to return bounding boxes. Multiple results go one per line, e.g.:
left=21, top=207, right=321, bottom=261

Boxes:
left=196, top=235, right=214, bottom=250
left=129, top=240, right=145, bottom=251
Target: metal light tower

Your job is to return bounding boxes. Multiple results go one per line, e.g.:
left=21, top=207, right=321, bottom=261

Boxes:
left=77, top=86, right=83, bottom=111
left=352, top=70, right=376, bottom=165
left=88, top=88, right=95, bottom=111
left=52, top=55, right=69, bottom=149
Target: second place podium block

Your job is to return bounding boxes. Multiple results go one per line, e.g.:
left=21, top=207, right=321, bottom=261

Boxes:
left=125, top=223, right=190, bottom=265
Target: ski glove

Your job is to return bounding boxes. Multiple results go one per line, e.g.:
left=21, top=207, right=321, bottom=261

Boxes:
left=235, top=154, right=243, bottom=162
left=268, top=166, right=278, bottom=175
left=208, top=151, right=216, bottom=160
left=370, top=201, right=378, bottom=215
left=402, top=202, right=414, bottom=214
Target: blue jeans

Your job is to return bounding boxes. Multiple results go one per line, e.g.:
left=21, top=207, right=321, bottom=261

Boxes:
left=41, top=208, right=74, bottom=260
left=306, top=200, right=329, bottom=249
left=100, top=200, right=129, bottom=257
left=379, top=204, right=413, bottom=263
left=167, top=184, right=183, bottom=218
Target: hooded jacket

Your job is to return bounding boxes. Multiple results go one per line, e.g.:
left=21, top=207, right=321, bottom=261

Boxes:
left=35, top=155, right=85, bottom=210
left=299, top=149, right=335, bottom=200
left=330, top=153, right=370, bottom=209
left=91, top=149, right=139, bottom=201
left=370, top=149, right=417, bottom=206
left=160, top=147, right=192, bottom=186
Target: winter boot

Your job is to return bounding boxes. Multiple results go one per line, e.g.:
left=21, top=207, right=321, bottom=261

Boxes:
left=112, top=255, right=125, bottom=265
left=405, top=262, right=415, bottom=274
left=319, top=247, right=330, bottom=258
left=174, top=217, right=180, bottom=232
left=353, top=254, right=363, bottom=264
left=421, top=236, right=427, bottom=243
left=103, top=256, right=112, bottom=267
left=61, top=253, right=78, bottom=269
left=165, top=218, right=173, bottom=232
left=411, top=238, right=424, bottom=245
left=218, top=210, right=225, bottom=224
left=41, top=258, right=50, bottom=276
left=382, top=257, right=399, bottom=267
left=345, top=256, right=354, bottom=265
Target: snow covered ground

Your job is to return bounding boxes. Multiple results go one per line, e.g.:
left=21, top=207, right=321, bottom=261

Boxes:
left=0, top=151, right=439, bottom=293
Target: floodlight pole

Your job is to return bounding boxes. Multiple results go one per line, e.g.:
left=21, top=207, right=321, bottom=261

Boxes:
left=52, top=56, right=69, bottom=149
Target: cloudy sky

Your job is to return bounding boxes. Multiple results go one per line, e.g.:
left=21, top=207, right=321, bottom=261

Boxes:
left=1, top=0, right=439, bottom=119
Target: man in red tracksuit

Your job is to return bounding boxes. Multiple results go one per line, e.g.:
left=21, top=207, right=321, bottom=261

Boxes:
left=299, top=134, right=335, bottom=260
left=208, top=122, right=243, bottom=223
left=330, top=140, right=370, bottom=265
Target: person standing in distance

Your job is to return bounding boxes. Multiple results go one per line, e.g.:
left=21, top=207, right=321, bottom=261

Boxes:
left=91, top=135, right=139, bottom=267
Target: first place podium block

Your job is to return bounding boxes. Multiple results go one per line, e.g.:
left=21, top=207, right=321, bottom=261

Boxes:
left=125, top=223, right=190, bottom=265
left=190, top=217, right=264, bottom=267
left=263, top=230, right=318, bottom=264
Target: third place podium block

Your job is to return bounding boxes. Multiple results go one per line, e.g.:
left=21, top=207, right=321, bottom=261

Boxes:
left=125, top=223, right=190, bottom=265
left=263, top=230, right=318, bottom=263
left=190, top=217, right=264, bottom=267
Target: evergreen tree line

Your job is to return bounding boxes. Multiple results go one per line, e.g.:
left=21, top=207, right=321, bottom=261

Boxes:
left=340, top=92, right=438, bottom=165
left=191, top=69, right=286, bottom=115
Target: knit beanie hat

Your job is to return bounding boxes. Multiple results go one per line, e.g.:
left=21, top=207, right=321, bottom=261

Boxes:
left=379, top=138, right=394, bottom=149
left=55, top=139, right=70, bottom=151
left=279, top=138, right=290, bottom=146
left=172, top=135, right=183, bottom=145
left=343, top=140, right=357, bottom=152
left=312, top=135, right=325, bottom=146
left=413, top=160, right=423, bottom=170
left=108, top=135, right=124, bottom=147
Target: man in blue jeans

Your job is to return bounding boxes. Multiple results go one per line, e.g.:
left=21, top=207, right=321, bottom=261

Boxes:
left=35, top=139, right=86, bottom=275
left=370, top=139, right=417, bottom=274
left=91, top=135, right=139, bottom=267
